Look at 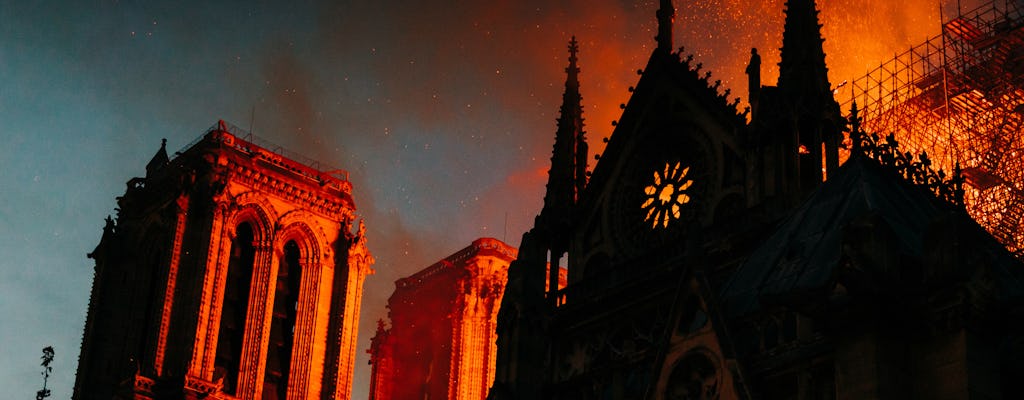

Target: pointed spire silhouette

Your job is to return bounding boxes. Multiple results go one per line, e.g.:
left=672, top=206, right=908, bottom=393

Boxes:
left=777, top=0, right=832, bottom=99
left=566, top=37, right=589, bottom=197
left=775, top=0, right=843, bottom=191
left=543, top=36, right=587, bottom=220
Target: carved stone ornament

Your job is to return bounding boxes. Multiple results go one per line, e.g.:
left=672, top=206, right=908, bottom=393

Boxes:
left=849, top=103, right=965, bottom=207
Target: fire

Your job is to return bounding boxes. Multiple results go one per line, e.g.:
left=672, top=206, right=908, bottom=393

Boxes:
left=604, top=0, right=1024, bottom=254
left=836, top=0, right=1024, bottom=254
left=580, top=0, right=955, bottom=158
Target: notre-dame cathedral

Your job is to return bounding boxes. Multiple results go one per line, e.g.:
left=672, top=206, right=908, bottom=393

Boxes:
left=489, top=0, right=1024, bottom=399
left=74, top=0, right=1024, bottom=399
left=74, top=121, right=373, bottom=399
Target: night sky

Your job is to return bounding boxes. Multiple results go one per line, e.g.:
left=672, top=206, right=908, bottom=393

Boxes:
left=0, top=0, right=981, bottom=398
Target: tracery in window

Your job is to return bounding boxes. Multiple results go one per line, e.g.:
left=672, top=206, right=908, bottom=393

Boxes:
left=642, top=162, right=694, bottom=228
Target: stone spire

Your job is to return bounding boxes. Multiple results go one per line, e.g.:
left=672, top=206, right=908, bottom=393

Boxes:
left=490, top=41, right=588, bottom=394
left=775, top=0, right=842, bottom=191
left=656, top=0, right=675, bottom=53
left=777, top=0, right=832, bottom=100
left=536, top=37, right=588, bottom=308
left=541, top=36, right=587, bottom=225
left=566, top=37, right=589, bottom=200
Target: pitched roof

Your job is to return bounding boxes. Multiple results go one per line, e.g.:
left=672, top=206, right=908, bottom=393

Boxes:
left=720, top=156, right=1023, bottom=316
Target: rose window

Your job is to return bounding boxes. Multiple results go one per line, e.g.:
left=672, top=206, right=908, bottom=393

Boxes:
left=642, top=162, right=693, bottom=228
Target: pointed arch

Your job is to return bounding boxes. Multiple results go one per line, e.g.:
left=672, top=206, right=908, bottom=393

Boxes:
left=267, top=210, right=334, bottom=398
left=207, top=192, right=277, bottom=394
left=274, top=209, right=332, bottom=263
left=229, top=191, right=278, bottom=245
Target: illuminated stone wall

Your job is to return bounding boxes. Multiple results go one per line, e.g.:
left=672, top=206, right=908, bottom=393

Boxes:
left=74, top=122, right=373, bottom=400
left=368, top=238, right=517, bottom=400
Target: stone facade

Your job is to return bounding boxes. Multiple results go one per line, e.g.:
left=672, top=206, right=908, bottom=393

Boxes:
left=74, top=121, right=374, bottom=399
left=368, top=238, right=518, bottom=400
left=489, top=1, right=1024, bottom=399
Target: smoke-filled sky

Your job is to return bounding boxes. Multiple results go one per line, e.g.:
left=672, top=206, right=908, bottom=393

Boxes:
left=0, top=0, right=989, bottom=398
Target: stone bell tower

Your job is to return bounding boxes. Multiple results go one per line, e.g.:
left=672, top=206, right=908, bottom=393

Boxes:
left=74, top=120, right=374, bottom=400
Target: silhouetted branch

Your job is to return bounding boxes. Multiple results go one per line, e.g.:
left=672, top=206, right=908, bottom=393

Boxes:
left=36, top=346, right=54, bottom=400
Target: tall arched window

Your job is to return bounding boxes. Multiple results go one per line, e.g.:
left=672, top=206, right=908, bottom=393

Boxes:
left=263, top=240, right=301, bottom=399
left=135, top=234, right=165, bottom=374
left=214, top=222, right=255, bottom=394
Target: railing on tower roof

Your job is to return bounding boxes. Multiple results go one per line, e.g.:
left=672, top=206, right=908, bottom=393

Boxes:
left=175, top=120, right=352, bottom=194
left=395, top=238, right=517, bottom=290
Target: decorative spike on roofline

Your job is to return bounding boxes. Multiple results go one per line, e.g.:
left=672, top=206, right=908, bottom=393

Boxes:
left=670, top=51, right=748, bottom=123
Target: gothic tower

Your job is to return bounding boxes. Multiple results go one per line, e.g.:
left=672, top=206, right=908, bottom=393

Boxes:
left=538, top=36, right=588, bottom=299
left=74, top=121, right=374, bottom=400
left=744, top=0, right=844, bottom=209
left=489, top=37, right=588, bottom=400
left=779, top=0, right=843, bottom=187
left=368, top=238, right=518, bottom=400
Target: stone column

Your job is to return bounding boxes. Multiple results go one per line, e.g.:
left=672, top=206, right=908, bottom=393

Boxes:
left=236, top=239, right=277, bottom=398
left=188, top=199, right=230, bottom=378
left=154, top=195, right=188, bottom=376
left=328, top=227, right=374, bottom=399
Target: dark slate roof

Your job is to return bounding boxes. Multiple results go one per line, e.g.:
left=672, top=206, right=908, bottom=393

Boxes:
left=719, top=155, right=1022, bottom=317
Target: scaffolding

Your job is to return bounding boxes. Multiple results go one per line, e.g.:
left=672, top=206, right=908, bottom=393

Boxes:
left=843, top=0, right=1024, bottom=257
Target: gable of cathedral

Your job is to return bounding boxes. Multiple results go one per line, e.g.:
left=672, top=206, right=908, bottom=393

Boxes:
left=572, top=48, right=749, bottom=281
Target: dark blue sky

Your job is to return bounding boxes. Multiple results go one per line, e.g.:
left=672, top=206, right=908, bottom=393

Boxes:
left=0, top=0, right=967, bottom=397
